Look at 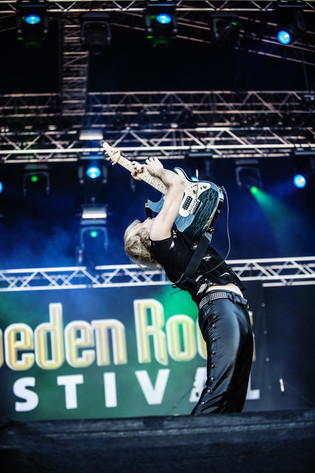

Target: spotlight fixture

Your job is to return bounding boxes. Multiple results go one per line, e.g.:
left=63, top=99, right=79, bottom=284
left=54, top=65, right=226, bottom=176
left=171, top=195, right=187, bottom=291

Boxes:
left=209, top=12, right=240, bottom=49
left=276, top=1, right=306, bottom=45
left=292, top=151, right=315, bottom=189
left=78, top=162, right=107, bottom=185
left=86, top=166, right=102, bottom=180
left=79, top=128, right=104, bottom=141
left=235, top=160, right=263, bottom=192
left=145, top=1, right=178, bottom=47
left=78, top=204, right=108, bottom=266
left=81, top=204, right=107, bottom=220
left=16, top=0, right=49, bottom=49
left=23, top=164, right=50, bottom=196
left=293, top=174, right=306, bottom=188
left=186, top=150, right=213, bottom=177
left=81, top=12, right=111, bottom=55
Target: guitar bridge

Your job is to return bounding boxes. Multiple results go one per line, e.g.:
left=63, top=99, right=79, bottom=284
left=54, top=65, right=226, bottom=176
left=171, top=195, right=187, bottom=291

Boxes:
left=189, top=199, right=201, bottom=215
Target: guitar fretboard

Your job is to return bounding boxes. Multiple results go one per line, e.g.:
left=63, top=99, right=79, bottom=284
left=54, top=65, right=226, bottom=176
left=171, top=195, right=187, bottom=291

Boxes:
left=112, top=152, right=168, bottom=195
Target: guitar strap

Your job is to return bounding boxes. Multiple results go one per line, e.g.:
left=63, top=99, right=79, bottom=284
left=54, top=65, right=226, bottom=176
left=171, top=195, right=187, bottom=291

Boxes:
left=144, top=198, right=215, bottom=292
left=173, top=230, right=214, bottom=292
left=144, top=199, right=153, bottom=218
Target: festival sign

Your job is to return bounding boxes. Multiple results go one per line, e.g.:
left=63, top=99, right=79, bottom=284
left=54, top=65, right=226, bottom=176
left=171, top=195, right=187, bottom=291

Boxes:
left=0, top=283, right=264, bottom=420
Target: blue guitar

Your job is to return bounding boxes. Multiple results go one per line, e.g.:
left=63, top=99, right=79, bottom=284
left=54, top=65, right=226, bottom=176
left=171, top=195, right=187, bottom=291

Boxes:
left=102, top=142, right=224, bottom=239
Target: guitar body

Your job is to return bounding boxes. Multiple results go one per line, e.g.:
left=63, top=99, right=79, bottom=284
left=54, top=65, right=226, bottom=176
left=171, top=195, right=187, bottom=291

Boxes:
left=146, top=168, right=224, bottom=239
left=101, top=142, right=224, bottom=239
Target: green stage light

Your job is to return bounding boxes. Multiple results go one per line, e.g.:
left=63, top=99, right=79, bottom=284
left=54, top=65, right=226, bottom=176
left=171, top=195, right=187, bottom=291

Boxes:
left=250, top=186, right=259, bottom=195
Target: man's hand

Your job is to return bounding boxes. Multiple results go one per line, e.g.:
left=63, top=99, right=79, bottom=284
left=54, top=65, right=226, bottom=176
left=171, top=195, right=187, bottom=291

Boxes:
left=131, top=157, right=164, bottom=181
left=145, top=157, right=164, bottom=178
left=131, top=161, right=145, bottom=180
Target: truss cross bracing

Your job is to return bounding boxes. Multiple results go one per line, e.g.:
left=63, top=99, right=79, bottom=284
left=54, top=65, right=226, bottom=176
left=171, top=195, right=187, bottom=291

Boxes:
left=0, top=90, right=314, bottom=162
left=1, top=257, right=315, bottom=292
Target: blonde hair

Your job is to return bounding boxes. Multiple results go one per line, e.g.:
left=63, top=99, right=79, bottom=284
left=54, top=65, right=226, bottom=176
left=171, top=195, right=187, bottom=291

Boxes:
left=124, top=219, right=161, bottom=270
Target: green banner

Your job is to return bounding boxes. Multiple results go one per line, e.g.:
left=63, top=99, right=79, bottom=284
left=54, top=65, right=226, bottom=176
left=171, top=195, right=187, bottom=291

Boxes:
left=0, top=284, right=262, bottom=420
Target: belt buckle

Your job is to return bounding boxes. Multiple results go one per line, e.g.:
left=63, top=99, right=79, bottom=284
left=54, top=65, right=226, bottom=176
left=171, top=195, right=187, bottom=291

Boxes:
left=229, top=291, right=249, bottom=309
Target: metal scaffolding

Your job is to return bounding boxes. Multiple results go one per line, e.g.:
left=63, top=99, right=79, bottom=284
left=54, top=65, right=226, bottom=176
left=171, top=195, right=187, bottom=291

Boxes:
left=0, top=2, right=314, bottom=162
left=1, top=257, right=315, bottom=292
left=1, top=90, right=314, bottom=162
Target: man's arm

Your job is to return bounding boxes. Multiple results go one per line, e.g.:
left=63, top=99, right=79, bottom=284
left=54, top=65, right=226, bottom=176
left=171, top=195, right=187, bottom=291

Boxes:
left=131, top=157, right=185, bottom=240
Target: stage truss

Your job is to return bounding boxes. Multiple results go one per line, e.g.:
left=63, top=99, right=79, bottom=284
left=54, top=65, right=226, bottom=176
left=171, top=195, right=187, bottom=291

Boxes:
left=1, top=90, right=314, bottom=162
left=1, top=257, right=315, bottom=292
left=0, top=1, right=314, bottom=64
left=0, top=2, right=315, bottom=163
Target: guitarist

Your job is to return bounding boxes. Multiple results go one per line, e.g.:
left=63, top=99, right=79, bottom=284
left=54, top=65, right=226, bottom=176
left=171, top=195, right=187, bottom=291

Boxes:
left=124, top=157, right=253, bottom=414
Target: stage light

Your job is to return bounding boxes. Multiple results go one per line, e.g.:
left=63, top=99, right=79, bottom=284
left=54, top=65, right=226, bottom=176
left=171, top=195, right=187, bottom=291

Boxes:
left=250, top=186, right=259, bottom=195
left=0, top=182, right=3, bottom=194
left=235, top=160, right=263, bottom=191
left=78, top=205, right=108, bottom=265
left=81, top=205, right=107, bottom=220
left=276, top=1, right=306, bottom=45
left=210, top=12, right=240, bottom=49
left=145, top=1, right=178, bottom=47
left=78, top=163, right=107, bottom=184
left=16, top=0, right=49, bottom=49
left=186, top=150, right=213, bottom=177
left=86, top=166, right=101, bottom=179
left=293, top=174, right=306, bottom=188
left=277, top=30, right=291, bottom=44
left=23, top=164, right=50, bottom=196
left=79, top=128, right=104, bottom=141
left=25, top=14, right=41, bottom=25
left=78, top=163, right=108, bottom=205
left=156, top=14, right=172, bottom=24
left=81, top=12, right=111, bottom=55
left=292, top=150, right=314, bottom=189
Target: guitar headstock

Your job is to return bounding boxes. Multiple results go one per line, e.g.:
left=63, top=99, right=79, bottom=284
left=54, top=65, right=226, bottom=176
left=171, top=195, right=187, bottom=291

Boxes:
left=101, top=141, right=122, bottom=165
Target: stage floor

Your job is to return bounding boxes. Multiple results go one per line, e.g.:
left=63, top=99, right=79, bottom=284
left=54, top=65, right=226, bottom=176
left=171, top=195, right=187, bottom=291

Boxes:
left=0, top=409, right=314, bottom=473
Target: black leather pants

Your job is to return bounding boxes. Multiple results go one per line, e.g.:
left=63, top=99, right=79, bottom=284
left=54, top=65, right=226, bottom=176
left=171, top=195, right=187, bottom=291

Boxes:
left=191, top=291, right=253, bottom=415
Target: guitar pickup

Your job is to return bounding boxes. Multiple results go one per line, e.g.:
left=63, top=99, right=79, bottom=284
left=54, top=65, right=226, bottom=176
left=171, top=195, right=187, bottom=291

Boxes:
left=183, top=196, right=193, bottom=210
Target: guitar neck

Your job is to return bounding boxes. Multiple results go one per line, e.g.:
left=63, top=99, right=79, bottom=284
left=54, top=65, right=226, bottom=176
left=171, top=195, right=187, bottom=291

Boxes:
left=116, top=155, right=167, bottom=194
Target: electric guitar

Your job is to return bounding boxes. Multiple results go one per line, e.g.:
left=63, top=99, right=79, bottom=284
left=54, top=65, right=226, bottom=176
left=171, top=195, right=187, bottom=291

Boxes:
left=102, top=142, right=224, bottom=239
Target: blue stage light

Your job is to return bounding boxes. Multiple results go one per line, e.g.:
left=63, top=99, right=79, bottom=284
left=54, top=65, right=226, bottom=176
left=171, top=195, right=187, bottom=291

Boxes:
left=86, top=166, right=101, bottom=179
left=277, top=30, right=291, bottom=44
left=25, top=14, right=41, bottom=25
left=156, top=14, right=172, bottom=24
left=293, top=174, right=306, bottom=188
left=0, top=181, right=3, bottom=193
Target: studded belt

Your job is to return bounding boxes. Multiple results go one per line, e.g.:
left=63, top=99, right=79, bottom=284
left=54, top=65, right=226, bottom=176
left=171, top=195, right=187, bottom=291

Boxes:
left=199, top=290, right=249, bottom=310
